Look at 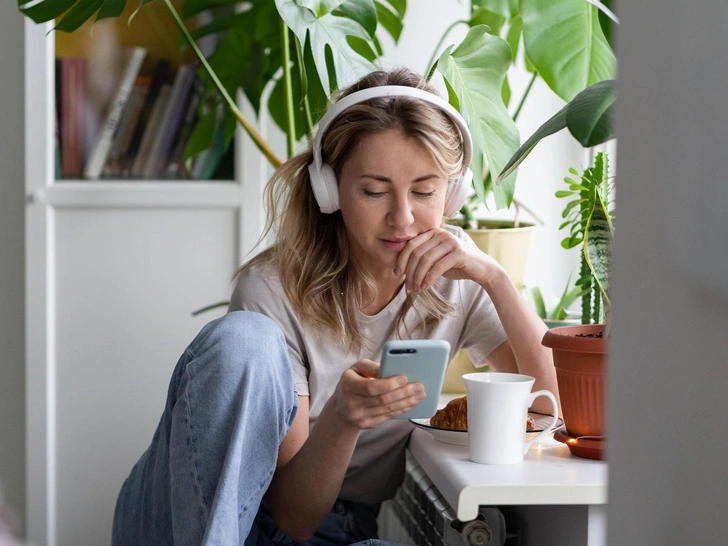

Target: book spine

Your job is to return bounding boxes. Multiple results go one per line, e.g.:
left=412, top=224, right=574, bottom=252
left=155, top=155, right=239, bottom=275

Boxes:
left=122, top=59, right=170, bottom=177
left=60, top=57, right=85, bottom=178
left=83, top=47, right=147, bottom=180
left=141, top=64, right=193, bottom=178
left=102, top=78, right=145, bottom=178
left=130, top=84, right=171, bottom=177
left=164, top=78, right=204, bottom=179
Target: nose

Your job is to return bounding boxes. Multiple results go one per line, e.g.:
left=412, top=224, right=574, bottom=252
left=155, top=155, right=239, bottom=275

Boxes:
left=386, top=192, right=415, bottom=230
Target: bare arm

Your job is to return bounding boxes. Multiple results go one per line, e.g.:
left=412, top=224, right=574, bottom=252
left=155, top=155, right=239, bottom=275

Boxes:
left=264, top=360, right=424, bottom=541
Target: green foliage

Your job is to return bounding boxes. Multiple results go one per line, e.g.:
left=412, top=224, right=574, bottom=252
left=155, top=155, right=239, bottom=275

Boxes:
left=497, top=79, right=616, bottom=184
left=556, top=152, right=614, bottom=325
left=19, top=0, right=615, bottom=211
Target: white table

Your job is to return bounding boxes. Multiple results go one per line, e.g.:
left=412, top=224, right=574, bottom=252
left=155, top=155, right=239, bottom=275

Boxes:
left=407, top=427, right=608, bottom=546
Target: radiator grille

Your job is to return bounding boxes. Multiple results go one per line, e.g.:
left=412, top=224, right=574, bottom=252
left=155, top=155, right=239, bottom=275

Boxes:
left=385, top=451, right=507, bottom=546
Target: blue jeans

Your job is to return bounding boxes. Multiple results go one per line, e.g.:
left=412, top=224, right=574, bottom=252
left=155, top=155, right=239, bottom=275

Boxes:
left=112, top=311, right=408, bottom=546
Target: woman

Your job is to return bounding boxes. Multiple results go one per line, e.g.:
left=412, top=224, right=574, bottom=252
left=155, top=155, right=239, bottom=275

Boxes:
left=112, top=68, right=558, bottom=546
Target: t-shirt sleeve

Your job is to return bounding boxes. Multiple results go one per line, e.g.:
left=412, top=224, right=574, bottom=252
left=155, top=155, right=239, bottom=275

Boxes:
left=228, top=265, right=310, bottom=396
left=450, top=226, right=508, bottom=366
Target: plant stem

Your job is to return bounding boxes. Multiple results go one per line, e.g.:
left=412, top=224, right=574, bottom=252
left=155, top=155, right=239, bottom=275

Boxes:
left=512, top=71, right=537, bottom=122
left=293, top=36, right=314, bottom=138
left=160, top=0, right=282, bottom=168
left=281, top=20, right=296, bottom=158
left=424, top=19, right=468, bottom=80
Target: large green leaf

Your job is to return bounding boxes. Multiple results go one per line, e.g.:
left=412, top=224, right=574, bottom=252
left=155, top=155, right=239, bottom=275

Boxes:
left=374, top=0, right=404, bottom=42
left=565, top=78, right=615, bottom=146
left=497, top=105, right=567, bottom=184
left=496, top=79, right=616, bottom=183
left=297, top=0, right=348, bottom=18
left=334, top=0, right=377, bottom=39
left=196, top=1, right=282, bottom=116
left=437, top=25, right=519, bottom=209
left=471, top=0, right=518, bottom=19
left=19, top=0, right=156, bottom=30
left=276, top=0, right=377, bottom=94
left=521, top=0, right=615, bottom=102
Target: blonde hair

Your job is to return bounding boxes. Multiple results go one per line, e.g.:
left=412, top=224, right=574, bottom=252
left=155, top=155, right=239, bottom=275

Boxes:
left=242, top=68, right=467, bottom=351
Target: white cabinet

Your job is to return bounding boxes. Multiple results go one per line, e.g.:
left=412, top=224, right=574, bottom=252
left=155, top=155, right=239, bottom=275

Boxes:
left=24, top=19, right=273, bottom=546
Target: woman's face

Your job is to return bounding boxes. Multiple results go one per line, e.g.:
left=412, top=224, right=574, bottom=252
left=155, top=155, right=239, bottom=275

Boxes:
left=338, top=129, right=449, bottom=280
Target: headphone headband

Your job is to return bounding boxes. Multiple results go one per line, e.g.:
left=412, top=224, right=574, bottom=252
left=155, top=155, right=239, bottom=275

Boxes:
left=311, top=85, right=473, bottom=172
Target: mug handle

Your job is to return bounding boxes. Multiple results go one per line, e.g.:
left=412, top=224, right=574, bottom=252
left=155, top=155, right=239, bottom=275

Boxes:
left=523, top=390, right=559, bottom=455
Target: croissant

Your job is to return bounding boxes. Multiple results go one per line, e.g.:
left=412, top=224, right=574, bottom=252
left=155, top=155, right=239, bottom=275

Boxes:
left=430, top=396, right=536, bottom=431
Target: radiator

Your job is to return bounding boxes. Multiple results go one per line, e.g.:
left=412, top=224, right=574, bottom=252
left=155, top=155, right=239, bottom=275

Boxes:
left=379, top=451, right=508, bottom=546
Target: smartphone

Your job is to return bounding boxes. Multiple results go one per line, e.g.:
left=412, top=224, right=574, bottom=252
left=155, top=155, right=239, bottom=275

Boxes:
left=378, top=339, right=451, bottom=420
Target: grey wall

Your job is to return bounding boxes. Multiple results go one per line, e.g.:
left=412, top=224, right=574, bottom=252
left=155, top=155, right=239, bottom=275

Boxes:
left=609, top=0, right=728, bottom=544
left=0, top=0, right=26, bottom=534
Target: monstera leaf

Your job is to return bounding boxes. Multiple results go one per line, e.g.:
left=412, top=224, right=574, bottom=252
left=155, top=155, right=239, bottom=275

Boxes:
left=437, top=25, right=519, bottom=209
left=275, top=0, right=378, bottom=94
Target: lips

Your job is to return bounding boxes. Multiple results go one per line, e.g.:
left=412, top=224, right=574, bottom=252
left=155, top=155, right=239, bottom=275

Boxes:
left=380, top=237, right=413, bottom=252
left=381, top=237, right=413, bottom=244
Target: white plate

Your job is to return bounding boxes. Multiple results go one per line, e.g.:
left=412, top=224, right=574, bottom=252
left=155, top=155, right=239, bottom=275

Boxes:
left=410, top=413, right=564, bottom=446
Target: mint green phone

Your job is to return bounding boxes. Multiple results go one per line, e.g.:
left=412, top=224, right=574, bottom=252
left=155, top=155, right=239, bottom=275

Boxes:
left=378, top=339, right=451, bottom=419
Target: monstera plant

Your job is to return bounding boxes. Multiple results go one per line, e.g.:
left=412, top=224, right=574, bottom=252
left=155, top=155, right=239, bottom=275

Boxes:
left=19, top=0, right=617, bottom=211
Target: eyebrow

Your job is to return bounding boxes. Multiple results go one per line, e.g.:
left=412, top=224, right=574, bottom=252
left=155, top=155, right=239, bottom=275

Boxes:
left=359, top=174, right=440, bottom=183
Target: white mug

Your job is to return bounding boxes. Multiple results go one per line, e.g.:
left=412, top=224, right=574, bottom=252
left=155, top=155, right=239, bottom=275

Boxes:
left=463, top=372, right=559, bottom=464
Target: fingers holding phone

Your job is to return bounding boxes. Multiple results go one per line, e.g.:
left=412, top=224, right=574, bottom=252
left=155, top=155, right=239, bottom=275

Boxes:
left=333, top=359, right=426, bottom=429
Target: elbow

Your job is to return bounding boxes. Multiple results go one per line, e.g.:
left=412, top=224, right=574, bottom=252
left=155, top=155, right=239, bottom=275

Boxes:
left=268, top=506, right=319, bottom=543
left=273, top=520, right=317, bottom=543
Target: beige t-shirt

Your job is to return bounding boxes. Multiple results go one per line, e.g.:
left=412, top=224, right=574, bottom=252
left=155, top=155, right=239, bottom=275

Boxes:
left=228, top=227, right=507, bottom=504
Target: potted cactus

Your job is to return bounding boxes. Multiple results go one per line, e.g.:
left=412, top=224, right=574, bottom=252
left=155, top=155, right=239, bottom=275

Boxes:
left=542, top=152, right=613, bottom=459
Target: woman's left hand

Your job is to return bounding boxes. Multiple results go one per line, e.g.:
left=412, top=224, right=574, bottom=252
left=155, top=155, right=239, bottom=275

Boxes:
left=394, top=228, right=501, bottom=292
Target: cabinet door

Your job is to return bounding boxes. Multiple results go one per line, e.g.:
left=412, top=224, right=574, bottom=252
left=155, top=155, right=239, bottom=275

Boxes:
left=24, top=18, right=274, bottom=546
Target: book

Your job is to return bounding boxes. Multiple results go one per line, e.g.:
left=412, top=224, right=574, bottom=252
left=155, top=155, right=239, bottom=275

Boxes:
left=84, top=47, right=147, bottom=179
left=59, top=57, right=86, bottom=178
left=102, top=76, right=150, bottom=178
left=141, top=64, right=195, bottom=178
left=122, top=59, right=170, bottom=177
left=130, top=84, right=171, bottom=177
left=164, top=78, right=204, bottom=179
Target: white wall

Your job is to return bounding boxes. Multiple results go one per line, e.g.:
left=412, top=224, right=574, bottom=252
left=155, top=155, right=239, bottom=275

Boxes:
left=608, top=0, right=728, bottom=544
left=0, top=0, right=26, bottom=533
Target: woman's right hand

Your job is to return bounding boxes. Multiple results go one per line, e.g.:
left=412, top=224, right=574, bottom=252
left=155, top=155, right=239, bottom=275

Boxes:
left=331, top=359, right=425, bottom=429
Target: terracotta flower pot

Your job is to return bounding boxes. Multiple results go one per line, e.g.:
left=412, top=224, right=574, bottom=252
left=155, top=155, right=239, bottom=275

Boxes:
left=542, top=324, right=608, bottom=438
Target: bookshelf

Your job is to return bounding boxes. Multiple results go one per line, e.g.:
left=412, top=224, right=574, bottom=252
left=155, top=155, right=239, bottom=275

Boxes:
left=24, top=7, right=276, bottom=545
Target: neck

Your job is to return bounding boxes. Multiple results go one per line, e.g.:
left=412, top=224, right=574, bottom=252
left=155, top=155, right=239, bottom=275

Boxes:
left=361, top=272, right=405, bottom=316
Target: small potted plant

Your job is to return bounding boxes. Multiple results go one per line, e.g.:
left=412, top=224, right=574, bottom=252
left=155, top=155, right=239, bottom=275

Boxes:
left=542, top=152, right=613, bottom=460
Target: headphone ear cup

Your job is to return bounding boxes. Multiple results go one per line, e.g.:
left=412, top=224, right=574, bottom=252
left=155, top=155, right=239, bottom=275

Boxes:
left=443, top=169, right=473, bottom=218
left=308, top=163, right=340, bottom=214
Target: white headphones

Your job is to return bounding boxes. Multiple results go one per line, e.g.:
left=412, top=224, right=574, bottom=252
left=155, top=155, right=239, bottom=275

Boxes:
left=307, top=85, right=474, bottom=218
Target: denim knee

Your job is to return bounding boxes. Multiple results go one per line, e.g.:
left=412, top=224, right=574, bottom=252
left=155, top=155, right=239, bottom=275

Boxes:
left=188, top=310, right=294, bottom=393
